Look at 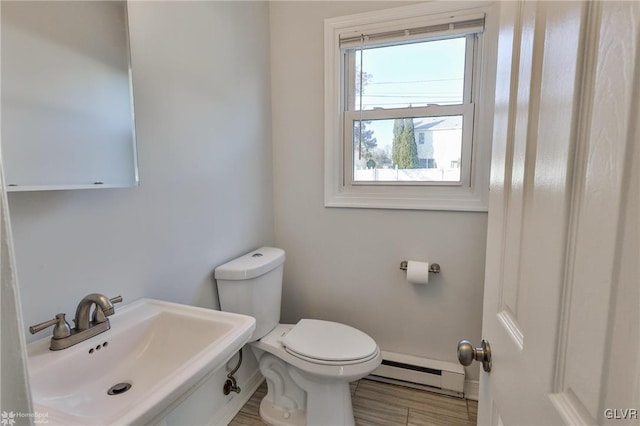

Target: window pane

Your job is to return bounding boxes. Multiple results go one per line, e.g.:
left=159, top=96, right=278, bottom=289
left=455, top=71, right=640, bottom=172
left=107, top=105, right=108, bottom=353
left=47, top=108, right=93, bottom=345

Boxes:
left=352, top=116, right=463, bottom=182
left=352, top=37, right=466, bottom=110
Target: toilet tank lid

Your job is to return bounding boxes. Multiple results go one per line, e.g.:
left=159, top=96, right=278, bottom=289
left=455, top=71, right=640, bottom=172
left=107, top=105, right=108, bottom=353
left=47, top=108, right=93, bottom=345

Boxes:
left=214, top=247, right=285, bottom=281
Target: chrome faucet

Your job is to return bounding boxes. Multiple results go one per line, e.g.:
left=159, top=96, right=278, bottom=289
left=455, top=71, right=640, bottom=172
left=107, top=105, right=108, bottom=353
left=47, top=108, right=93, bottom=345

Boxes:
left=30, top=293, right=122, bottom=351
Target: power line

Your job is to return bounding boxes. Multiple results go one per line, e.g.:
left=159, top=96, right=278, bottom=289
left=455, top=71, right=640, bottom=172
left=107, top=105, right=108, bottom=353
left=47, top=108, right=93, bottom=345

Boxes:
left=358, top=102, right=461, bottom=107
left=360, top=93, right=462, bottom=97
left=367, top=78, right=463, bottom=85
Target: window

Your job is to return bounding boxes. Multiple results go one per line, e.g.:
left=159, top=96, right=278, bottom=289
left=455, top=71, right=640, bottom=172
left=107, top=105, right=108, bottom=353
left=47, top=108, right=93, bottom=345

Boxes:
left=346, top=36, right=473, bottom=184
left=324, top=3, right=497, bottom=211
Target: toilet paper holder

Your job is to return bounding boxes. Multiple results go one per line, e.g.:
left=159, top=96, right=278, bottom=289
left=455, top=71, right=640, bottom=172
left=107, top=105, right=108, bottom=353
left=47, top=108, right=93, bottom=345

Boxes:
left=399, top=260, right=441, bottom=274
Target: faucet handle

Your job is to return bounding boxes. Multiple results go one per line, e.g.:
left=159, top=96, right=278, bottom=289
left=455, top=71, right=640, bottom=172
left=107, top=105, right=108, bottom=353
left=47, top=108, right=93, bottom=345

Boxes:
left=110, top=295, right=123, bottom=304
left=30, top=313, right=71, bottom=339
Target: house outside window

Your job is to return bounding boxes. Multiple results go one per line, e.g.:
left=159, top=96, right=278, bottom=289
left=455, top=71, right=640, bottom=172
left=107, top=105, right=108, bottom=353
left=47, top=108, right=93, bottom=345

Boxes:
left=324, top=2, right=498, bottom=211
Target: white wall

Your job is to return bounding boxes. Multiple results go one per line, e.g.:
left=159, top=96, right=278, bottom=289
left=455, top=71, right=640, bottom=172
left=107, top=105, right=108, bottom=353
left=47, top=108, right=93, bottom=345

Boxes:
left=8, top=1, right=274, bottom=343
left=1, top=160, right=32, bottom=425
left=270, top=1, right=486, bottom=381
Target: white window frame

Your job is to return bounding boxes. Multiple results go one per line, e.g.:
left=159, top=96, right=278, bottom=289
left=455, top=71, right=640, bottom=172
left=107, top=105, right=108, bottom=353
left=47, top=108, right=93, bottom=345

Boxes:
left=324, top=2, right=498, bottom=211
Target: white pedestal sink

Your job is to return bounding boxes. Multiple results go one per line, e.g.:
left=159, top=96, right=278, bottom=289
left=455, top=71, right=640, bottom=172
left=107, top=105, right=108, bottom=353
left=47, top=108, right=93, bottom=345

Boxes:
left=27, top=299, right=256, bottom=425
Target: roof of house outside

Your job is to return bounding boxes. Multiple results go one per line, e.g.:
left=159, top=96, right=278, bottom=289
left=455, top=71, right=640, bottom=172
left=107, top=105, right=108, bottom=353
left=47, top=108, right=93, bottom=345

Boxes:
left=413, top=115, right=463, bottom=131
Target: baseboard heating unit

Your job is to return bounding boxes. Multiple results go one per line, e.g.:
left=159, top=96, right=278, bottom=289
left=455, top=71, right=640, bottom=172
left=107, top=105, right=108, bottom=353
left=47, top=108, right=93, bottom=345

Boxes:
left=368, top=351, right=466, bottom=398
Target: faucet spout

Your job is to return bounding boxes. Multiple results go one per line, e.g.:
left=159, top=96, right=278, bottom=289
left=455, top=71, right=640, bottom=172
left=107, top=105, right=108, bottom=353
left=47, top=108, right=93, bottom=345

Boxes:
left=74, top=293, right=116, bottom=331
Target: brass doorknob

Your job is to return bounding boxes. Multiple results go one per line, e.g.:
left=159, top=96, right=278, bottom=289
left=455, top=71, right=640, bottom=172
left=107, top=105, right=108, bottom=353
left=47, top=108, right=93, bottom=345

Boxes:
left=457, top=339, right=492, bottom=372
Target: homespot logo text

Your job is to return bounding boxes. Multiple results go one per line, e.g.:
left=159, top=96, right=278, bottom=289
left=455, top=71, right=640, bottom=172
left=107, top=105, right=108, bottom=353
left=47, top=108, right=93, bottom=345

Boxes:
left=1, top=411, right=49, bottom=425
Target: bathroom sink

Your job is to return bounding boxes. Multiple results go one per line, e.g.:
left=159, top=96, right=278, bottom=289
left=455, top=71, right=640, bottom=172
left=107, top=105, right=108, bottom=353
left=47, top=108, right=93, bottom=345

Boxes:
left=27, top=298, right=256, bottom=425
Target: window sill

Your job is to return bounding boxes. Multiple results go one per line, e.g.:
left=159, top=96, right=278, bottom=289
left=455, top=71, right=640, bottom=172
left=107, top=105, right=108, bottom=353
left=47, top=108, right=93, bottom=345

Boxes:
left=324, top=186, right=489, bottom=212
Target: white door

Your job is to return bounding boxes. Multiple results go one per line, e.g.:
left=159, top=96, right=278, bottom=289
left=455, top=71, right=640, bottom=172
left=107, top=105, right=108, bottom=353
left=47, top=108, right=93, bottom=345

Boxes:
left=468, top=1, right=640, bottom=424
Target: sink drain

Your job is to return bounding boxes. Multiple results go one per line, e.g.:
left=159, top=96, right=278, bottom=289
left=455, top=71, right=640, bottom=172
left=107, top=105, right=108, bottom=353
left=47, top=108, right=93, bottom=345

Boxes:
left=107, top=382, right=132, bottom=395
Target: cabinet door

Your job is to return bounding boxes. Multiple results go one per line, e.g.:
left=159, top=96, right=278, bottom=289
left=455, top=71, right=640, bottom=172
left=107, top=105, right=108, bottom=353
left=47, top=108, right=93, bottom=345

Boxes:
left=1, top=1, right=138, bottom=191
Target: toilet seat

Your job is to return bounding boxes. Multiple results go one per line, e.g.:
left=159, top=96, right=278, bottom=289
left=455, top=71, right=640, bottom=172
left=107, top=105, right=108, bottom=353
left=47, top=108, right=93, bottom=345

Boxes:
left=285, top=346, right=379, bottom=365
left=282, top=319, right=378, bottom=365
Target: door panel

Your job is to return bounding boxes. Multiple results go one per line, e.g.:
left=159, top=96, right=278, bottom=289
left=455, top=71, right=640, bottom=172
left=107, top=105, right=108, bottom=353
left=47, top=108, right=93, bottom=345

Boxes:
left=551, top=2, right=640, bottom=424
left=479, top=1, right=639, bottom=425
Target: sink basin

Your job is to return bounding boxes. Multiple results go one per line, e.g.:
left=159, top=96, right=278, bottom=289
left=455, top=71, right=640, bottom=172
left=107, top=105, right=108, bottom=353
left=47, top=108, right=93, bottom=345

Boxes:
left=27, top=298, right=255, bottom=425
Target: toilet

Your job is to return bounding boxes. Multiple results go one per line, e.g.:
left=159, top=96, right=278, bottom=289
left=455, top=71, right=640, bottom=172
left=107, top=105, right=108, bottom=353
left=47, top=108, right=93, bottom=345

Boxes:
left=215, top=247, right=382, bottom=426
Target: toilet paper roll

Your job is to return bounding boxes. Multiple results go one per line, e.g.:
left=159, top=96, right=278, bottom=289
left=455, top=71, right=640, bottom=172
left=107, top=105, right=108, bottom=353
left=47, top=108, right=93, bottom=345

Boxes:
left=406, top=261, right=430, bottom=285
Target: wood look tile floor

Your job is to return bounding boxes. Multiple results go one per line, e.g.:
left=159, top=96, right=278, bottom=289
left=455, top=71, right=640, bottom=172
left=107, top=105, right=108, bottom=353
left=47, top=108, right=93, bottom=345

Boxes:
left=229, top=379, right=478, bottom=426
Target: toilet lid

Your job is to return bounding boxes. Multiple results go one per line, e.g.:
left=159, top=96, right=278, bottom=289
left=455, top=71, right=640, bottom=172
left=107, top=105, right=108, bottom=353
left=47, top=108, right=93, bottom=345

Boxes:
left=282, top=319, right=378, bottom=362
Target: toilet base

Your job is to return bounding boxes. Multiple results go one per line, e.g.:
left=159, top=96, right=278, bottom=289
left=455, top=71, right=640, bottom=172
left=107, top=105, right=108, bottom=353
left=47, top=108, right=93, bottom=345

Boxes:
left=259, top=397, right=306, bottom=426
left=252, top=347, right=357, bottom=426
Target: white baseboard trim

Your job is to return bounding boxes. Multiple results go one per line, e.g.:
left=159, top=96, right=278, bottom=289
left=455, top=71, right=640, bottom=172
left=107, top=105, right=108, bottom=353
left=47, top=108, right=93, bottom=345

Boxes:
left=464, top=380, right=479, bottom=401
left=213, top=369, right=265, bottom=426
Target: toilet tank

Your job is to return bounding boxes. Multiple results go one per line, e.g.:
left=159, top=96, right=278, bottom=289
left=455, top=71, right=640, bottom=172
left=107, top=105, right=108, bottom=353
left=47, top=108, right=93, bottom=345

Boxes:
left=214, top=247, right=285, bottom=341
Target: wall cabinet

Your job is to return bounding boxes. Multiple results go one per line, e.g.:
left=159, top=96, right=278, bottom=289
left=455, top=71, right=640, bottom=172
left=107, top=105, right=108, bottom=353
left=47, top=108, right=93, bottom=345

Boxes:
left=1, top=1, right=138, bottom=191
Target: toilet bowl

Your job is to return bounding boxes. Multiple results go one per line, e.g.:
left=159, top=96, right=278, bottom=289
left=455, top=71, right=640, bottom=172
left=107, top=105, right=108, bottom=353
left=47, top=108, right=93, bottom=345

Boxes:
left=215, top=248, right=382, bottom=425
left=251, top=322, right=381, bottom=426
